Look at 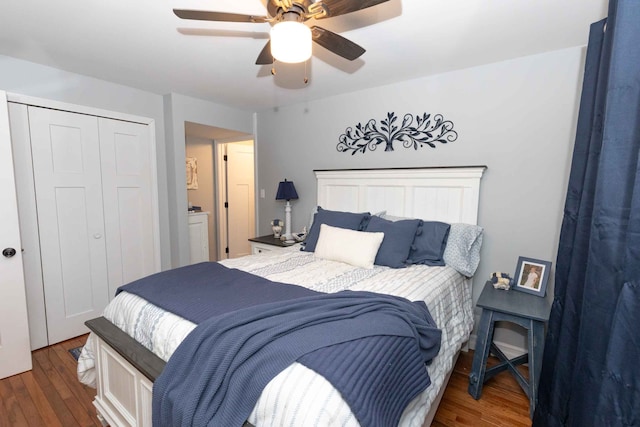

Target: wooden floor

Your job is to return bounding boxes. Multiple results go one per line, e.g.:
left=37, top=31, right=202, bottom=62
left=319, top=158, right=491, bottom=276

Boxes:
left=0, top=335, right=102, bottom=427
left=0, top=336, right=531, bottom=427
left=431, top=351, right=532, bottom=426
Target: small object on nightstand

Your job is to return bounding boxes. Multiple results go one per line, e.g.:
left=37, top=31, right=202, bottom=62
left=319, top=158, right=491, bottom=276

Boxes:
left=468, top=281, right=551, bottom=418
left=271, top=219, right=283, bottom=238
left=292, top=226, right=307, bottom=243
left=490, top=272, right=513, bottom=290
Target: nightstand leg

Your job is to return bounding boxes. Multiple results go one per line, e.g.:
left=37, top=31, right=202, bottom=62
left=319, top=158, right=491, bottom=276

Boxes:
left=468, top=309, right=495, bottom=399
left=527, top=319, right=545, bottom=418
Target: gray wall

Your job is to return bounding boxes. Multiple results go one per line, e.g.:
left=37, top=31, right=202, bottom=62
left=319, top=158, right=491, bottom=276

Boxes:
left=255, top=47, right=585, bottom=349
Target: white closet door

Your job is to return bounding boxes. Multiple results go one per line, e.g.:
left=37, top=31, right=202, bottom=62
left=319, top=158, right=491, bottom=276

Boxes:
left=98, top=118, right=156, bottom=297
left=29, top=107, right=109, bottom=344
left=0, top=91, right=32, bottom=378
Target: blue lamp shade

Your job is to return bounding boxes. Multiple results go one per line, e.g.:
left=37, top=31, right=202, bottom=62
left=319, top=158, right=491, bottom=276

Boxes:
left=275, top=179, right=299, bottom=201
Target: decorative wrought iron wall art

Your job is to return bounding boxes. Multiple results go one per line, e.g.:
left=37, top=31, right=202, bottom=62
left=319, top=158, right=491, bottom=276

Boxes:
left=336, top=112, right=458, bottom=155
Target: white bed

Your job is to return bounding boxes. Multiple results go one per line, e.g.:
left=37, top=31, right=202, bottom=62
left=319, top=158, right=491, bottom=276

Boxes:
left=79, top=166, right=485, bottom=427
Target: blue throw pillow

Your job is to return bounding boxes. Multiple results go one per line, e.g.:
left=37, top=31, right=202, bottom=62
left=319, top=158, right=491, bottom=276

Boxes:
left=303, top=207, right=371, bottom=252
left=408, top=221, right=451, bottom=266
left=365, top=216, right=421, bottom=268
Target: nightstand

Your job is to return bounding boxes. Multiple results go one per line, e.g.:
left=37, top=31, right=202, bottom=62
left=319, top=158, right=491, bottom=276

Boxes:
left=248, top=235, right=290, bottom=254
left=468, top=281, right=551, bottom=418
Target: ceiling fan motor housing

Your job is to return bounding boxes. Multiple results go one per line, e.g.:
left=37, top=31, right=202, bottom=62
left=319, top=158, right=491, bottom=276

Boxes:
left=268, top=0, right=317, bottom=18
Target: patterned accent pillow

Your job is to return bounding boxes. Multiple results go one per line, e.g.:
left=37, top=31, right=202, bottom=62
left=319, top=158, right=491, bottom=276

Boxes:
left=443, top=223, right=484, bottom=277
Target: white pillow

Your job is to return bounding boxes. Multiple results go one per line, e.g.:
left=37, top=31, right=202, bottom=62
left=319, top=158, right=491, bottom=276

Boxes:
left=314, top=224, right=384, bottom=269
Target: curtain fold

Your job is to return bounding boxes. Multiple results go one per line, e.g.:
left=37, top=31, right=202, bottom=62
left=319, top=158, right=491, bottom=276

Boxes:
left=594, top=281, right=640, bottom=425
left=533, top=0, right=640, bottom=425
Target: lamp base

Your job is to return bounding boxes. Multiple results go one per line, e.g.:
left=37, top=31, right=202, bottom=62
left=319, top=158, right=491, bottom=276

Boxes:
left=284, top=201, right=292, bottom=240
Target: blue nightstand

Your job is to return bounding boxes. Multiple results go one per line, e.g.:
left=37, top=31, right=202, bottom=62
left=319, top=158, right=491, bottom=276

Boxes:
left=468, top=281, right=551, bottom=418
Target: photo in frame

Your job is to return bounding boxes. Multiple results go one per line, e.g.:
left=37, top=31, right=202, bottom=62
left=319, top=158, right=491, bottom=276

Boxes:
left=186, top=157, right=198, bottom=190
left=513, top=256, right=551, bottom=297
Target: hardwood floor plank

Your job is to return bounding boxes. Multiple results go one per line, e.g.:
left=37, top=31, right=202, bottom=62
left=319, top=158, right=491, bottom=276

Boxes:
left=7, top=375, right=46, bottom=426
left=50, top=336, right=98, bottom=403
left=49, top=344, right=101, bottom=426
left=32, top=348, right=73, bottom=400
left=32, top=343, right=98, bottom=426
left=30, top=353, right=81, bottom=427
left=19, top=370, right=64, bottom=427
left=0, top=376, right=30, bottom=427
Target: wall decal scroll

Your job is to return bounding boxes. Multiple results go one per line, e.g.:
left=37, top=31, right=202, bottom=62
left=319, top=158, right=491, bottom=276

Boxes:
left=336, top=112, right=458, bottom=155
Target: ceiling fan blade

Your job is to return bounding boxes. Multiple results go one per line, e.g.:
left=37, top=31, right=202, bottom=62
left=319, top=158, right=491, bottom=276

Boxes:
left=255, top=41, right=273, bottom=65
left=311, top=26, right=365, bottom=61
left=173, top=9, right=268, bottom=23
left=316, top=0, right=389, bottom=18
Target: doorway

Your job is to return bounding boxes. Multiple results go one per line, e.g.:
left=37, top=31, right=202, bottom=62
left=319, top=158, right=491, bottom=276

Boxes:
left=184, top=122, right=255, bottom=261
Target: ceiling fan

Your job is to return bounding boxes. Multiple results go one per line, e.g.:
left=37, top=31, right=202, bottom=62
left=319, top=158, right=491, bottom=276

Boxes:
left=173, top=0, right=390, bottom=65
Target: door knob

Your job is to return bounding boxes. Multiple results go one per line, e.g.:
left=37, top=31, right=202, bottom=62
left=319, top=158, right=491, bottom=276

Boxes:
left=2, top=248, right=17, bottom=258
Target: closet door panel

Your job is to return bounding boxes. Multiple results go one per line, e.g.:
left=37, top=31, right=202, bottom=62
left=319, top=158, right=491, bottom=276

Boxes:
left=98, top=118, right=156, bottom=298
left=28, top=107, right=109, bottom=344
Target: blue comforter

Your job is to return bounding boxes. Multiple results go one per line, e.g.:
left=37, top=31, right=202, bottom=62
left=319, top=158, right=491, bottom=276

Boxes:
left=117, top=262, right=442, bottom=427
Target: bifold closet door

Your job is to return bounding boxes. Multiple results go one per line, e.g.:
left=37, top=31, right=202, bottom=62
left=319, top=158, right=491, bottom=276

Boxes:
left=98, top=118, right=156, bottom=298
left=29, top=107, right=157, bottom=344
left=28, top=107, right=110, bottom=344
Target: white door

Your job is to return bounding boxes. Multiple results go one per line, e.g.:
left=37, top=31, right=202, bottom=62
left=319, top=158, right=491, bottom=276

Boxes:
left=226, top=142, right=255, bottom=258
left=0, top=91, right=32, bottom=379
left=98, top=118, right=156, bottom=297
left=29, top=106, right=110, bottom=344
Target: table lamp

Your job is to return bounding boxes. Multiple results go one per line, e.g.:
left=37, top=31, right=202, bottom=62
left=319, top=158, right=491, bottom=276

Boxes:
left=275, top=179, right=298, bottom=240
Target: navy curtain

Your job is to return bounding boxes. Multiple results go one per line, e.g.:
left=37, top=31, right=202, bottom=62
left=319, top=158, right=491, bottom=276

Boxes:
left=533, top=0, right=640, bottom=426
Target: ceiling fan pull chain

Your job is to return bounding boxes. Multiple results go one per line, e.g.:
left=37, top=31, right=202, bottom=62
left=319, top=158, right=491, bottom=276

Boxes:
left=304, top=60, right=309, bottom=84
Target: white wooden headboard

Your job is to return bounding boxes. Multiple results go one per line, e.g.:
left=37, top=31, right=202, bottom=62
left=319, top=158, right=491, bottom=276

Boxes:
left=315, top=167, right=486, bottom=225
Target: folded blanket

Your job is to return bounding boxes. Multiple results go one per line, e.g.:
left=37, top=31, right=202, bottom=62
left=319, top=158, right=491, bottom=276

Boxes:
left=152, top=290, right=442, bottom=427
left=117, top=262, right=318, bottom=323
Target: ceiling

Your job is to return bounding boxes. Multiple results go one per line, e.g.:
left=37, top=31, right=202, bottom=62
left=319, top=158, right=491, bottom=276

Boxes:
left=0, top=0, right=608, bottom=112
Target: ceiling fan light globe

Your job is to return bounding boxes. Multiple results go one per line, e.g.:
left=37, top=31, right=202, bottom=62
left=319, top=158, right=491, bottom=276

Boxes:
left=270, top=21, right=312, bottom=63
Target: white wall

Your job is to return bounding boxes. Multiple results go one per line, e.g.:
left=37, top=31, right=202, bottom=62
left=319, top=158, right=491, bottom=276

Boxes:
left=255, top=47, right=586, bottom=348
left=0, top=54, right=172, bottom=269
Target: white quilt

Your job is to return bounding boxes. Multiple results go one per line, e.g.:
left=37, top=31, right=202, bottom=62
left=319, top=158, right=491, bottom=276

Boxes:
left=78, top=245, right=474, bottom=426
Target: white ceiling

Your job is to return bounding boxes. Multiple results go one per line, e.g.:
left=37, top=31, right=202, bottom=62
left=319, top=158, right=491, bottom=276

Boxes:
left=0, top=0, right=608, bottom=112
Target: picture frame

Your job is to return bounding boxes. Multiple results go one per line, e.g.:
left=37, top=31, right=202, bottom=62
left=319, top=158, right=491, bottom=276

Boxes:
left=513, top=256, right=551, bottom=297
left=186, top=157, right=198, bottom=190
